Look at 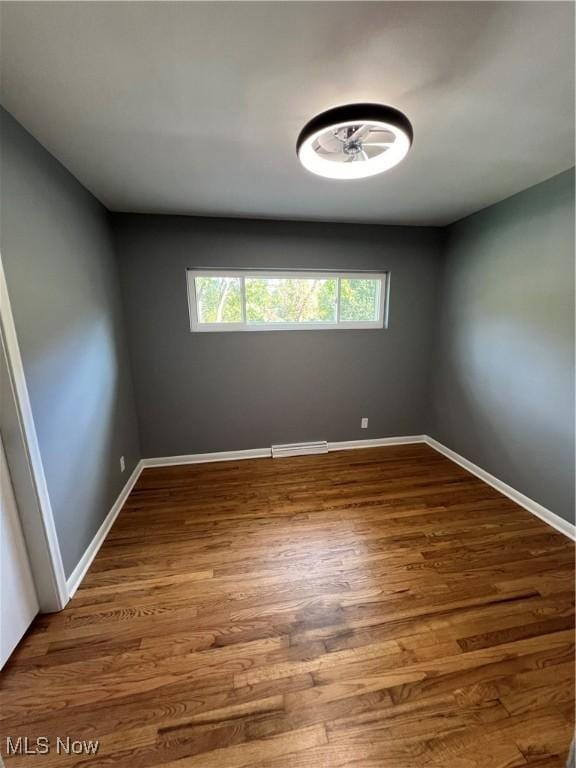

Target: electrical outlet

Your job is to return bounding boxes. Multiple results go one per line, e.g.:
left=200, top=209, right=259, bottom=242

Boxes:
left=120, top=456, right=125, bottom=473
left=361, top=417, right=368, bottom=429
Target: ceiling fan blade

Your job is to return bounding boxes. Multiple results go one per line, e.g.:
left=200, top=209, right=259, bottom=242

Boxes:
left=316, top=133, right=344, bottom=153
left=363, top=142, right=393, bottom=147
left=349, top=124, right=369, bottom=142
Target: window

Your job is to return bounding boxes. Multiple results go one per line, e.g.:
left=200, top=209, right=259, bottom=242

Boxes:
left=187, top=270, right=389, bottom=332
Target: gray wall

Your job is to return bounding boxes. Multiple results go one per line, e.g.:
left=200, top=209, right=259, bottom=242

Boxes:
left=0, top=108, right=141, bottom=577
left=113, top=215, right=444, bottom=457
left=430, top=169, right=575, bottom=524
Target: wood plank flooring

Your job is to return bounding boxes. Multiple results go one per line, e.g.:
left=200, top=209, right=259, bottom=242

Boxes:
left=1, top=444, right=574, bottom=767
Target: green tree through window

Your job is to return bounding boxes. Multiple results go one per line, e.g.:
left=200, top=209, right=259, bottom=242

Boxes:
left=190, top=272, right=386, bottom=330
left=246, top=278, right=337, bottom=323
left=340, top=278, right=380, bottom=322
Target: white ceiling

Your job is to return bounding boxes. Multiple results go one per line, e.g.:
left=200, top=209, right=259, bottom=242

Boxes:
left=1, top=1, right=574, bottom=226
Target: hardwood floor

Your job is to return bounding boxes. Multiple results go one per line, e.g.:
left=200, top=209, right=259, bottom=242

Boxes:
left=1, top=444, right=574, bottom=767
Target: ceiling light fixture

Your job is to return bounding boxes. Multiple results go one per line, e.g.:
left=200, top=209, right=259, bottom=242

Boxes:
left=297, top=103, right=413, bottom=180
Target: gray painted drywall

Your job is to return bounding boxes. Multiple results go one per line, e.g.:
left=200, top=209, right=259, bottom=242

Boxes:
left=0, top=107, right=141, bottom=577
left=430, top=169, right=575, bottom=524
left=113, top=215, right=444, bottom=457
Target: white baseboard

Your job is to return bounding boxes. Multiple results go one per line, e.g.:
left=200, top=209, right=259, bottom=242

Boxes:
left=66, top=460, right=144, bottom=599
left=143, top=437, right=427, bottom=467
left=142, top=447, right=272, bottom=468
left=424, top=436, right=575, bottom=541
left=329, top=435, right=426, bottom=451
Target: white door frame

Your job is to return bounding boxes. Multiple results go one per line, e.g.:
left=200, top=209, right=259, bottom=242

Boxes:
left=0, top=253, right=67, bottom=612
left=0, top=431, right=39, bottom=666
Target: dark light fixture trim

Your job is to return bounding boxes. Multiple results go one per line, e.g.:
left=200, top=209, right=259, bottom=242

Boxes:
left=297, top=103, right=413, bottom=180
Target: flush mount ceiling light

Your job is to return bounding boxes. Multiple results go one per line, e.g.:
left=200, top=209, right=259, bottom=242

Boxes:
left=297, top=103, right=413, bottom=180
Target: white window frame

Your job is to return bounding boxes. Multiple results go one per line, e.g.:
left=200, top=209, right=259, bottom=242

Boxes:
left=187, top=269, right=390, bottom=332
